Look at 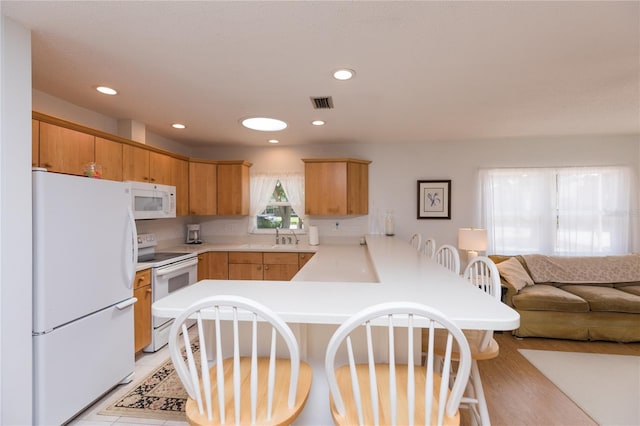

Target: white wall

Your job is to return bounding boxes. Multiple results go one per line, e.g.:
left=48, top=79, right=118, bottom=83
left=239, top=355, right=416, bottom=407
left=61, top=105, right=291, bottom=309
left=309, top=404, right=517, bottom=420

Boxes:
left=33, top=90, right=193, bottom=157
left=0, top=15, right=33, bottom=424
left=192, top=134, right=640, bottom=249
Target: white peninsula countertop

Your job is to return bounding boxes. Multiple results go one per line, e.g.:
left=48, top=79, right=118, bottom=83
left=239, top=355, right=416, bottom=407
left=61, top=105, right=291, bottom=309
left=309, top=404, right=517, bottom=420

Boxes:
left=153, top=235, right=520, bottom=331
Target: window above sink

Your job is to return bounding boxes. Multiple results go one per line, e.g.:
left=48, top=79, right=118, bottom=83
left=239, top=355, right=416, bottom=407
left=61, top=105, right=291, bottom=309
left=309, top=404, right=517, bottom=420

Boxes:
left=251, top=175, right=305, bottom=234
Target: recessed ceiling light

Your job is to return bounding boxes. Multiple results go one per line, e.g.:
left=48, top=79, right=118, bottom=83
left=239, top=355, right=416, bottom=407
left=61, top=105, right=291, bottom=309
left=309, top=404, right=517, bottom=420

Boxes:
left=268, top=139, right=280, bottom=144
left=241, top=117, right=287, bottom=132
left=172, top=123, right=186, bottom=129
left=96, top=86, right=118, bottom=95
left=311, top=120, right=326, bottom=126
left=333, top=69, right=355, bottom=81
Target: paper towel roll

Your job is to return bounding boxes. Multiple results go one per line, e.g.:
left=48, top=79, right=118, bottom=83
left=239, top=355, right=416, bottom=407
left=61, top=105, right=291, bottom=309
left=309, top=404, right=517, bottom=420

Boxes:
left=308, top=226, right=319, bottom=245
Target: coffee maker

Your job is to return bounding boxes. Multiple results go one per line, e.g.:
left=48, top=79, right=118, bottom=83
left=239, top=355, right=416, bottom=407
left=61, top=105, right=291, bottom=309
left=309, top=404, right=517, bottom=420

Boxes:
left=186, top=224, right=202, bottom=244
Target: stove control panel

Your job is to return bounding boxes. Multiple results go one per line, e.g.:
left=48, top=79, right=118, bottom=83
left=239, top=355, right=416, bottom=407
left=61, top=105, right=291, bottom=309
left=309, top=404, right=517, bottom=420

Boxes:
left=137, top=233, right=157, bottom=249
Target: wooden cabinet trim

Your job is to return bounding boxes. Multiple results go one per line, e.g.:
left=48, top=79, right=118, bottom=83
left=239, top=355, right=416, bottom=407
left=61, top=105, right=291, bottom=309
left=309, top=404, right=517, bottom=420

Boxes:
left=133, top=269, right=151, bottom=289
left=302, top=158, right=371, bottom=165
left=263, top=252, right=298, bottom=265
left=229, top=251, right=263, bottom=264
left=33, top=111, right=189, bottom=161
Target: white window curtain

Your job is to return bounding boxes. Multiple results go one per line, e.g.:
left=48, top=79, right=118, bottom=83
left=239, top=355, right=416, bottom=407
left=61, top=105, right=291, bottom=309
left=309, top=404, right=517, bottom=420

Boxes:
left=480, top=166, right=635, bottom=256
left=248, top=173, right=279, bottom=233
left=555, top=167, right=633, bottom=255
left=279, top=173, right=305, bottom=226
left=248, top=172, right=305, bottom=233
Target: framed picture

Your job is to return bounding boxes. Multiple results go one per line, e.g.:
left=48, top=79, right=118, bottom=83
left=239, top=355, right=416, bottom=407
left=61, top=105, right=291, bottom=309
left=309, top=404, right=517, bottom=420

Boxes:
left=417, top=180, right=451, bottom=219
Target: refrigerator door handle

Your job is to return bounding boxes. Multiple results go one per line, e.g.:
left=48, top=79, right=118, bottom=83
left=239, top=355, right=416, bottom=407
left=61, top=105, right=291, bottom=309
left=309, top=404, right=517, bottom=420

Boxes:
left=126, top=207, right=138, bottom=289
left=116, top=298, right=137, bottom=310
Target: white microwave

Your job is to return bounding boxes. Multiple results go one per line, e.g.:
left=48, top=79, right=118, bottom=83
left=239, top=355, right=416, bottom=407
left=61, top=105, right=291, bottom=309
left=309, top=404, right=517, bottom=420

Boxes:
left=126, top=181, right=176, bottom=219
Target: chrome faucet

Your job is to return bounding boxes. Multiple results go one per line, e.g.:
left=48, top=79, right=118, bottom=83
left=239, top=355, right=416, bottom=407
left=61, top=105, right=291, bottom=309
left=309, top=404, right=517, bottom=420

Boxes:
left=290, top=229, right=299, bottom=245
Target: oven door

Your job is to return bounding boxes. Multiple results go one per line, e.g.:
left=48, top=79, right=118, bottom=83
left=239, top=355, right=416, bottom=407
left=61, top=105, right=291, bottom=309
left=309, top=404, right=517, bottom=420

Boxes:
left=152, top=257, right=198, bottom=328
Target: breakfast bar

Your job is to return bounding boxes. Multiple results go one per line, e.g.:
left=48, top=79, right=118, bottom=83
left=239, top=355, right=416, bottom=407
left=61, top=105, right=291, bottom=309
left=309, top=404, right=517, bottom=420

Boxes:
left=153, top=235, right=520, bottom=423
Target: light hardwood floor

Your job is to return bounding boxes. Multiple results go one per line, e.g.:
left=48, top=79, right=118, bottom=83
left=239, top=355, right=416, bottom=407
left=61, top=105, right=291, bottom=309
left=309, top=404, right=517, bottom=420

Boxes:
left=466, top=332, right=640, bottom=426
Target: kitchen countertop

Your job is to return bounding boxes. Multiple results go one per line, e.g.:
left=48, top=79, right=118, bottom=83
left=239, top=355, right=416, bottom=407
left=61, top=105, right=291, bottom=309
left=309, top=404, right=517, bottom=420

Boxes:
left=153, top=235, right=521, bottom=331
left=169, top=241, right=318, bottom=254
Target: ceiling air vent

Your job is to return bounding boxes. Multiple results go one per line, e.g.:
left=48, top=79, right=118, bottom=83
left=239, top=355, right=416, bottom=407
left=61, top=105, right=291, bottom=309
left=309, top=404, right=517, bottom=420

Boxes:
left=310, top=96, right=334, bottom=109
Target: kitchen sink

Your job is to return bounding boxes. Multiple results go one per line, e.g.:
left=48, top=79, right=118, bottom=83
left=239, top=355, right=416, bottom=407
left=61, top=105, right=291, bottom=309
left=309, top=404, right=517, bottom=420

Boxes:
left=239, top=243, right=301, bottom=250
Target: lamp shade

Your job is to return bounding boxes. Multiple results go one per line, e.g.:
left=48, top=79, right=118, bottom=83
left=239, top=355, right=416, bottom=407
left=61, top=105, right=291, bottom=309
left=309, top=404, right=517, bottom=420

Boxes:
left=458, top=228, right=487, bottom=251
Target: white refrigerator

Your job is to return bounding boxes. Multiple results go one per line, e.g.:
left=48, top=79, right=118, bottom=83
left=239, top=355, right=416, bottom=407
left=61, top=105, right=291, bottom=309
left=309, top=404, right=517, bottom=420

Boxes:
left=32, top=169, right=138, bottom=425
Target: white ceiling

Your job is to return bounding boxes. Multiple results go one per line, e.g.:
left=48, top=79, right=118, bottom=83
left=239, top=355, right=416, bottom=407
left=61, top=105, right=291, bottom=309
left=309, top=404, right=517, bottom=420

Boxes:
left=3, top=1, right=639, bottom=147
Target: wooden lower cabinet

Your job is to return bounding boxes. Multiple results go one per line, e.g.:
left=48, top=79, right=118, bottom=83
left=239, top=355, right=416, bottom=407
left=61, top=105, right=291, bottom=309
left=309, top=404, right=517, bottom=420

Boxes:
left=264, top=252, right=299, bottom=281
left=198, top=252, right=229, bottom=280
left=133, top=269, right=152, bottom=353
left=299, top=252, right=315, bottom=269
left=199, top=250, right=314, bottom=281
left=229, top=252, right=263, bottom=280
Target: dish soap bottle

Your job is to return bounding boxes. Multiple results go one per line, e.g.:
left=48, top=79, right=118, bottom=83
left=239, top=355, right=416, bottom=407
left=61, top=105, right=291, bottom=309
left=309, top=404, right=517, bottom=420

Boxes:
left=384, top=210, right=395, bottom=236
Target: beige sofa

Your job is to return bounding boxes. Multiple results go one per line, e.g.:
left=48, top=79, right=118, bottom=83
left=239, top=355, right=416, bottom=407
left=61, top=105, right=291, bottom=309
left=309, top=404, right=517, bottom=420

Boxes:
left=489, top=254, right=640, bottom=342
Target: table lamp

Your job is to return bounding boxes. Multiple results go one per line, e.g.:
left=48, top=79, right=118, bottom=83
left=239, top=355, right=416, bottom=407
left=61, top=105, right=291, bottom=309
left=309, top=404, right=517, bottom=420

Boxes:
left=458, top=228, right=487, bottom=259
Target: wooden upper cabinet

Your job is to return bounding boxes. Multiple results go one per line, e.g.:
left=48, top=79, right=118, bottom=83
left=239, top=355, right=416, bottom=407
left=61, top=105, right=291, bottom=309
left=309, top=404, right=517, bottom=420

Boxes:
left=122, top=144, right=150, bottom=182
left=172, top=158, right=189, bottom=216
left=217, top=161, right=252, bottom=215
left=149, top=151, right=173, bottom=185
left=32, top=120, right=39, bottom=167
left=189, top=160, right=217, bottom=215
left=347, top=161, right=369, bottom=215
left=303, top=158, right=371, bottom=215
left=39, top=122, right=95, bottom=176
left=95, top=137, right=123, bottom=181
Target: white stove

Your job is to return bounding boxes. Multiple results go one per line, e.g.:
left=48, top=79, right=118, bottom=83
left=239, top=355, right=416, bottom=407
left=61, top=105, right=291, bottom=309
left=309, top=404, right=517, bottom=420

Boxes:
left=137, top=233, right=198, bottom=352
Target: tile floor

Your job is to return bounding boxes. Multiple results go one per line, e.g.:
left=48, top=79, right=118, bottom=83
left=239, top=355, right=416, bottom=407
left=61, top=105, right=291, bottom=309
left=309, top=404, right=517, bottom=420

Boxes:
left=68, top=343, right=188, bottom=426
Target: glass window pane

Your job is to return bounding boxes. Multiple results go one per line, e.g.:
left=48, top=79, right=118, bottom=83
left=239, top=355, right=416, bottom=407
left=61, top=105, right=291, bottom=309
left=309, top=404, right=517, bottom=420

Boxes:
left=257, top=181, right=302, bottom=230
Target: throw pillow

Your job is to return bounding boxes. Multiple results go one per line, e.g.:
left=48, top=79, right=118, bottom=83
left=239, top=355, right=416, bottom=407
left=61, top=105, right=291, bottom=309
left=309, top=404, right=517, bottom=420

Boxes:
left=496, top=257, right=534, bottom=291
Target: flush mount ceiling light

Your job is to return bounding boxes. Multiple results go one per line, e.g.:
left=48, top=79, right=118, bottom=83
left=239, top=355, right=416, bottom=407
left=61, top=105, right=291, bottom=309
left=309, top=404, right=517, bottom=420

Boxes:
left=333, top=69, right=355, bottom=81
left=268, top=139, right=280, bottom=144
left=241, top=117, right=287, bottom=132
left=311, top=120, right=326, bottom=126
left=172, top=123, right=186, bottom=129
left=96, top=86, right=118, bottom=95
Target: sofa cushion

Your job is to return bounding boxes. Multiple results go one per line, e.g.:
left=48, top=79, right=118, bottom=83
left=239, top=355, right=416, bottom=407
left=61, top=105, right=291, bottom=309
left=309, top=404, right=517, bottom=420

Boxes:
left=618, top=285, right=640, bottom=297
left=512, top=285, right=589, bottom=312
left=496, top=257, right=534, bottom=291
left=561, top=285, right=640, bottom=314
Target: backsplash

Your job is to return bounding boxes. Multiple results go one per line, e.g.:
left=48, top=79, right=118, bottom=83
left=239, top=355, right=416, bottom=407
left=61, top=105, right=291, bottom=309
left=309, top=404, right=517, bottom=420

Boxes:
left=135, top=215, right=370, bottom=248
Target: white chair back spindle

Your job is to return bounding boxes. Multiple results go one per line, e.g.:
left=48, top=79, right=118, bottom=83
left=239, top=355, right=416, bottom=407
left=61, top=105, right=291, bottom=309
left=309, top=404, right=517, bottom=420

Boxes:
left=168, top=295, right=312, bottom=425
left=325, top=302, right=472, bottom=426
left=463, top=257, right=501, bottom=351
left=434, top=245, right=461, bottom=275
left=422, top=238, right=436, bottom=258
left=410, top=233, right=423, bottom=251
